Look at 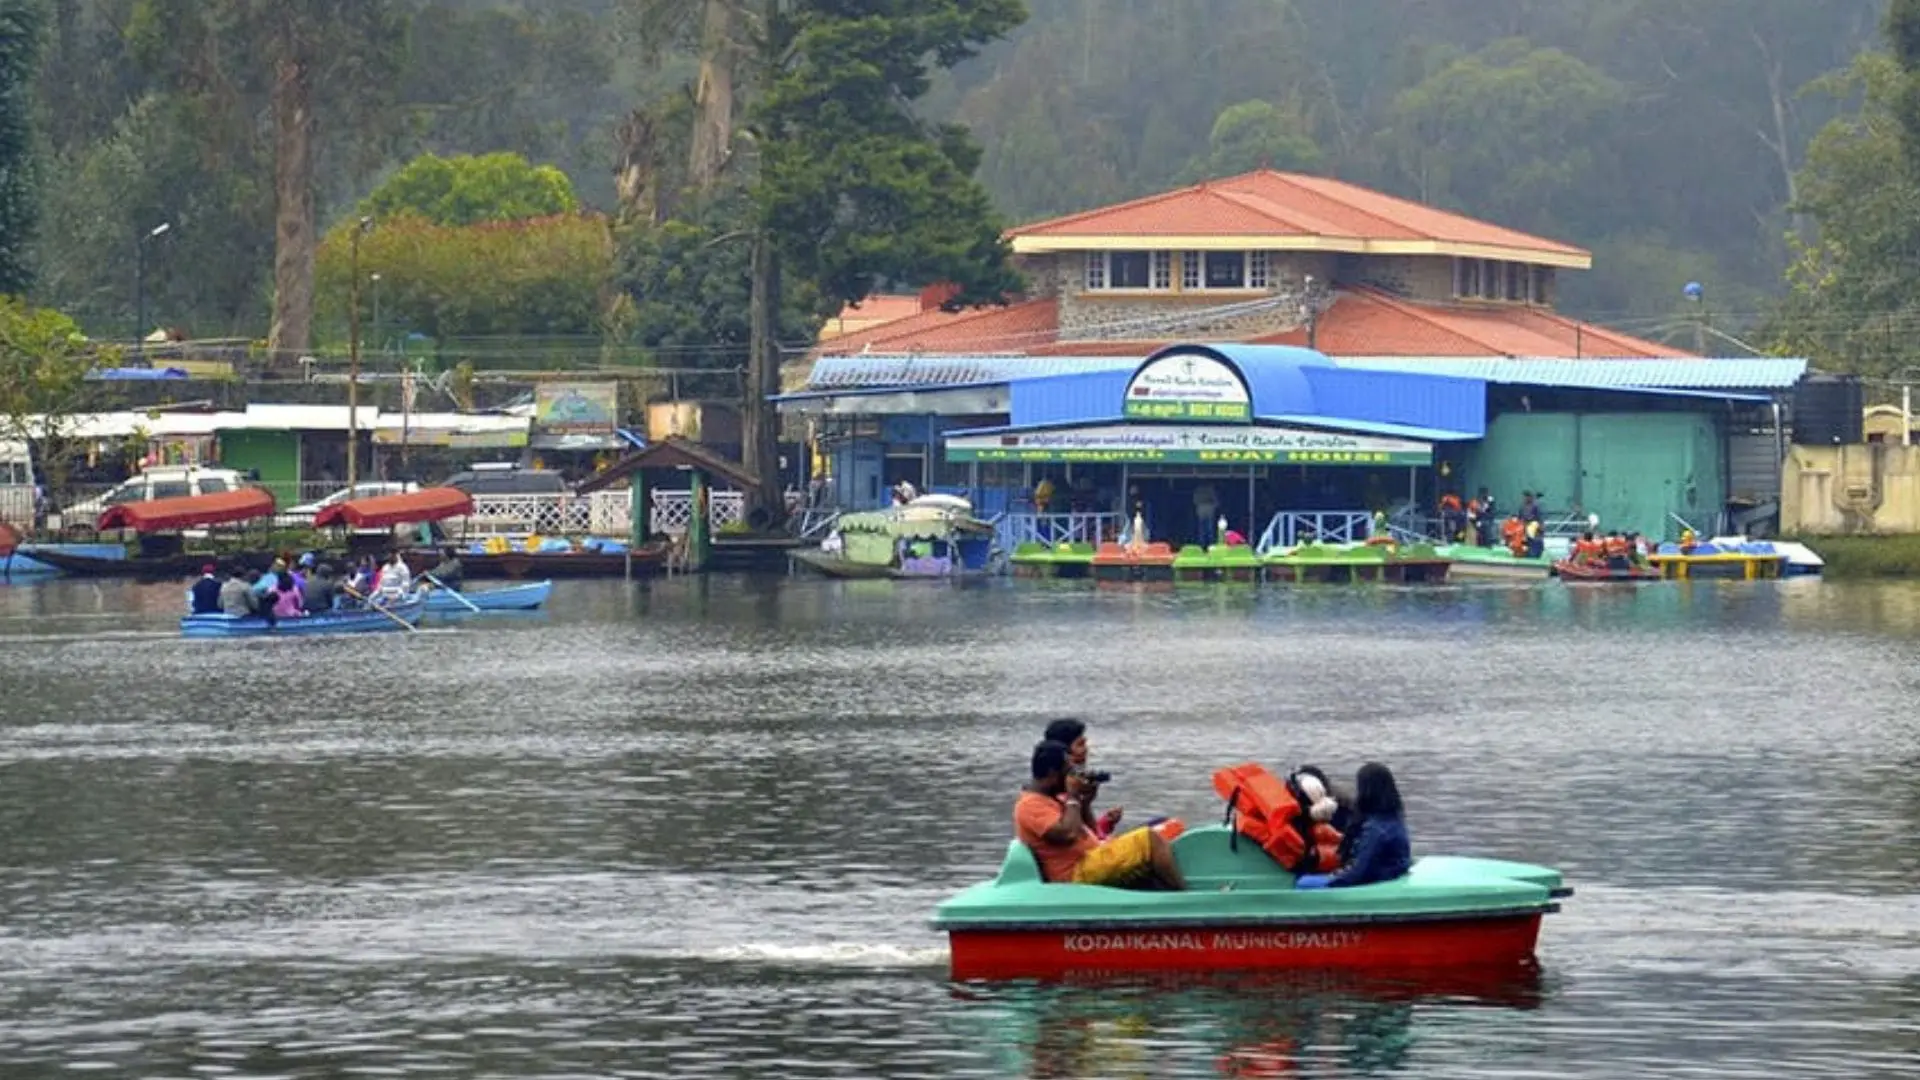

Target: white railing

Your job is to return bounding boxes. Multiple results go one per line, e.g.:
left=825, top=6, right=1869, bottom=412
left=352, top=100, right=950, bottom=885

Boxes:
left=589, top=490, right=632, bottom=536
left=465, top=493, right=593, bottom=536
left=1256, top=511, right=1373, bottom=554
left=998, top=512, right=1119, bottom=553
left=649, top=489, right=744, bottom=536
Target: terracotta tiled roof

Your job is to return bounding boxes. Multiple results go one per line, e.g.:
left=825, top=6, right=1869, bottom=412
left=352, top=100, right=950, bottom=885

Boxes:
left=1291, top=288, right=1692, bottom=358
left=820, top=288, right=1688, bottom=360
left=1011, top=169, right=1590, bottom=265
left=814, top=297, right=1061, bottom=355
left=818, top=295, right=925, bottom=341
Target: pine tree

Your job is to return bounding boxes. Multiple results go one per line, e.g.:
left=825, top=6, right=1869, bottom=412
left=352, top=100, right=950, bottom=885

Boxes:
left=0, top=0, right=46, bottom=295
left=739, top=0, right=1028, bottom=516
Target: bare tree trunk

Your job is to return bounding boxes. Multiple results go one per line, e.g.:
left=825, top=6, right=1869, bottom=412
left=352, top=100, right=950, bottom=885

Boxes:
left=267, top=45, right=315, bottom=363
left=688, top=0, right=736, bottom=192
left=745, top=232, right=784, bottom=525
left=1752, top=29, right=1802, bottom=240
left=616, top=107, right=663, bottom=224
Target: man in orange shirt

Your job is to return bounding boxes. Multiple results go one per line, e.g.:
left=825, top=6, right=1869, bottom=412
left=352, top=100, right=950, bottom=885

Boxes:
left=1015, top=741, right=1186, bottom=890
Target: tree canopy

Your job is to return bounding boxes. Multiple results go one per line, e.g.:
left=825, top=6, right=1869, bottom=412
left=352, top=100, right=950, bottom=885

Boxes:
left=360, top=152, right=580, bottom=227
left=11, top=0, right=1918, bottom=375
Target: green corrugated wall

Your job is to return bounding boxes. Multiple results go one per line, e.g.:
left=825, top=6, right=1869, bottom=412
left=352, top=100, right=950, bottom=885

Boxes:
left=1462, top=412, right=1724, bottom=538
left=218, top=431, right=302, bottom=506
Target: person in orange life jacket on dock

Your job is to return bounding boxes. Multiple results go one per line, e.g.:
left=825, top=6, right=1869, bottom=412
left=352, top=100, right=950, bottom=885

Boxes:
left=1518, top=492, right=1545, bottom=557
left=1043, top=718, right=1124, bottom=840
left=1437, top=492, right=1464, bottom=543
left=1295, top=763, right=1411, bottom=890
left=1016, top=740, right=1187, bottom=890
left=1501, top=516, right=1526, bottom=557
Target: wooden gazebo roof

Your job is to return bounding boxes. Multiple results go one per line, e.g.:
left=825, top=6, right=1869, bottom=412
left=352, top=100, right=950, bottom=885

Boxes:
left=574, top=436, right=760, bottom=495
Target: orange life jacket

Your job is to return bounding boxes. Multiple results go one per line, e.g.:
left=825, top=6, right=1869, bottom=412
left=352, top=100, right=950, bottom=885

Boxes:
left=1501, top=518, right=1525, bottom=555
left=1438, top=494, right=1462, bottom=513
left=1604, top=536, right=1628, bottom=558
left=1210, top=763, right=1343, bottom=874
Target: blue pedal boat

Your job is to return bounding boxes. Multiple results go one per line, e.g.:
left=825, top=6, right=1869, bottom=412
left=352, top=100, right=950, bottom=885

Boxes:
left=180, top=597, right=426, bottom=638
left=421, top=579, right=552, bottom=614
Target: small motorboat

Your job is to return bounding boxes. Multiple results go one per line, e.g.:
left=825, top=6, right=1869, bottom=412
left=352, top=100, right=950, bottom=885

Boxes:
left=180, top=597, right=426, bottom=638
left=1553, top=559, right=1662, bottom=582
left=932, top=824, right=1566, bottom=981
left=420, top=579, right=552, bottom=613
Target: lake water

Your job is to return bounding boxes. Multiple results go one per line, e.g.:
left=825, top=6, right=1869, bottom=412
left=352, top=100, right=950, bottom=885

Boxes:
left=1, top=575, right=1918, bottom=1078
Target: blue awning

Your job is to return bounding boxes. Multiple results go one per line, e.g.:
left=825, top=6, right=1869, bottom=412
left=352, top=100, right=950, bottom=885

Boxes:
left=87, top=367, right=188, bottom=380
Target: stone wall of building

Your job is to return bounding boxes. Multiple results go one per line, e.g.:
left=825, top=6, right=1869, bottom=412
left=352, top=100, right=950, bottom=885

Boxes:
left=1336, top=254, right=1454, bottom=302
left=1053, top=251, right=1333, bottom=343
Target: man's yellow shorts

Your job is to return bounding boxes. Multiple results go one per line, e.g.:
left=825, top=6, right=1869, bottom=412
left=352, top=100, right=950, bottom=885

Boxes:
left=1071, top=826, right=1154, bottom=886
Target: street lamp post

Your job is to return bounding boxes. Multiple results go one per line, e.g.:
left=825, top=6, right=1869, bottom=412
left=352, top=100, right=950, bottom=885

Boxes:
left=347, top=216, right=373, bottom=489
left=369, top=273, right=383, bottom=356
left=133, top=222, right=171, bottom=363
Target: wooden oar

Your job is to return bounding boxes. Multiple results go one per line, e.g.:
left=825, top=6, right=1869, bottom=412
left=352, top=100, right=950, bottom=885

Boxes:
left=424, top=573, right=482, bottom=613
left=341, top=583, right=420, bottom=633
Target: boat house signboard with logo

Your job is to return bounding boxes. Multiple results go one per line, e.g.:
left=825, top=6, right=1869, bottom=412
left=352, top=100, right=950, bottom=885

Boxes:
left=1122, top=352, right=1253, bottom=423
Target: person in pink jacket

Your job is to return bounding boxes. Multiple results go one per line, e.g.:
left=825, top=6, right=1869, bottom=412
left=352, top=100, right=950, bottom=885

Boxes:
left=271, top=576, right=307, bottom=619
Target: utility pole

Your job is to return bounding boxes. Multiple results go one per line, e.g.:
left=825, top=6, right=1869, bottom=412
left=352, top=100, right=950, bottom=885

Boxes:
left=347, top=217, right=373, bottom=489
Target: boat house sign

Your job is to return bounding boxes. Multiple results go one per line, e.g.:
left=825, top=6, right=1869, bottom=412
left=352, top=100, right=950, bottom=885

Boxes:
left=946, top=424, right=1431, bottom=466
left=1122, top=352, right=1252, bottom=423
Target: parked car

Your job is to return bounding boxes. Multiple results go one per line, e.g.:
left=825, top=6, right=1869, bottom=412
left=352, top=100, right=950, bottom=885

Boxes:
left=64, top=466, right=255, bottom=524
left=276, top=481, right=420, bottom=527
left=444, top=464, right=570, bottom=496
left=444, top=464, right=577, bottom=534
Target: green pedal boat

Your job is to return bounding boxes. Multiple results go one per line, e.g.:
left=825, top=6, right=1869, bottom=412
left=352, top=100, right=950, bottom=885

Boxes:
left=932, top=825, right=1568, bottom=981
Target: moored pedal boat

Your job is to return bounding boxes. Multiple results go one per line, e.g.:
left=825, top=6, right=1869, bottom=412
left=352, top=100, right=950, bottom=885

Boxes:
left=932, top=824, right=1566, bottom=981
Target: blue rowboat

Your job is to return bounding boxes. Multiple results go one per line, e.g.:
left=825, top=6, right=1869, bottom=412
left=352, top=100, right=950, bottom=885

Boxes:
left=421, top=579, right=552, bottom=614
left=180, top=598, right=425, bottom=639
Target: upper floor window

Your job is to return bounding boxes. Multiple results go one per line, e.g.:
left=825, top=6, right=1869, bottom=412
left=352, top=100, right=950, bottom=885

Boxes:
left=1204, top=252, right=1245, bottom=289
left=1454, top=257, right=1549, bottom=304
left=1084, top=250, right=1280, bottom=292
left=1085, top=250, right=1153, bottom=289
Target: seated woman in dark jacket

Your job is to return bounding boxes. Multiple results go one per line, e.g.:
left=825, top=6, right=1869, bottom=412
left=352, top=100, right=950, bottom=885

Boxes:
left=1295, top=762, right=1410, bottom=889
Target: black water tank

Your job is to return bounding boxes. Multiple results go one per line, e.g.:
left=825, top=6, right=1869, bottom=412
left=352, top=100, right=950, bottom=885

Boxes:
left=1791, top=374, right=1864, bottom=445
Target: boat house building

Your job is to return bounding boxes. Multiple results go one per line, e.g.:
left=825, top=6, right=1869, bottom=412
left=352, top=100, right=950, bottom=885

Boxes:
left=778, top=170, right=1809, bottom=545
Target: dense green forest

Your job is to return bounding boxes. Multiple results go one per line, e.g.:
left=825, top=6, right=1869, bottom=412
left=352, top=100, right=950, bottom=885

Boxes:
left=5, top=0, right=1916, bottom=371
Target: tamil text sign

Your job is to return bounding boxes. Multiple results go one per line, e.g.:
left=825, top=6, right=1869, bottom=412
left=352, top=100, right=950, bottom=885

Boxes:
left=945, top=423, right=1430, bottom=466
left=1122, top=351, right=1252, bottom=422
left=535, top=382, right=619, bottom=436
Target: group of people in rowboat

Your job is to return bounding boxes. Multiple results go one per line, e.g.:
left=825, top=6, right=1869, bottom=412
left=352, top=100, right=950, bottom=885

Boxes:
left=1015, top=718, right=1411, bottom=893
left=1563, top=530, right=1656, bottom=571
left=186, top=547, right=466, bottom=623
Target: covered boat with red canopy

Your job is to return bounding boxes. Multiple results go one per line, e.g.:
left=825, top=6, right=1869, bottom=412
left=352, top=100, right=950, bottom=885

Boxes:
left=313, top=487, right=474, bottom=529
left=97, top=488, right=277, bottom=532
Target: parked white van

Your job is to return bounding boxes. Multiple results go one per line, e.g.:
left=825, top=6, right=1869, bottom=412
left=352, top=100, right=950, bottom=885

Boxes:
left=65, top=465, right=255, bottom=524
